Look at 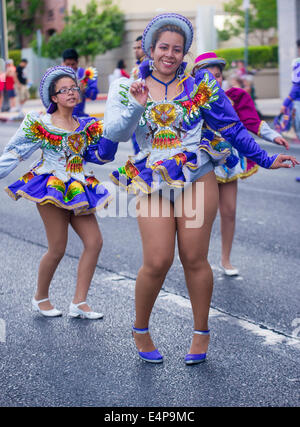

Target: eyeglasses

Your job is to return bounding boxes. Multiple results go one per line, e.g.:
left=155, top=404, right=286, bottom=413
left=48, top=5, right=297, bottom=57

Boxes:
left=54, top=86, right=80, bottom=95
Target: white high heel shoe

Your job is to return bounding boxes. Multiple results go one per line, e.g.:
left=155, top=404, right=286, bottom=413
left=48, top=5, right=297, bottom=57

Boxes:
left=32, top=297, right=62, bottom=317
left=68, top=302, right=104, bottom=319
left=220, top=264, right=239, bottom=276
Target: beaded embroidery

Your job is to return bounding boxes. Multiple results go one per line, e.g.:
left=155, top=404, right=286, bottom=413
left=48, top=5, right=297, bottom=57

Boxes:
left=178, top=72, right=219, bottom=126
left=46, top=176, right=85, bottom=201
left=85, top=176, right=100, bottom=188
left=65, top=181, right=85, bottom=201
left=85, top=120, right=103, bottom=145
left=138, top=73, right=220, bottom=149
left=144, top=101, right=184, bottom=150
left=68, top=134, right=85, bottom=154
left=23, top=116, right=104, bottom=175
left=20, top=171, right=35, bottom=183
left=118, top=83, right=130, bottom=106
left=47, top=176, right=66, bottom=194
left=66, top=156, right=83, bottom=173
left=25, top=117, right=64, bottom=152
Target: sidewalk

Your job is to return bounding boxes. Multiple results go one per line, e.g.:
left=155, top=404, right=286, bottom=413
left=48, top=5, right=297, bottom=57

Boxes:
left=0, top=95, right=107, bottom=122
left=0, top=96, right=281, bottom=122
left=255, top=98, right=282, bottom=119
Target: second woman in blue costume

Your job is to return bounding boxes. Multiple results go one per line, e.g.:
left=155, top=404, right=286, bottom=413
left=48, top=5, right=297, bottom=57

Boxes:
left=104, top=13, right=298, bottom=364
left=0, top=66, right=118, bottom=319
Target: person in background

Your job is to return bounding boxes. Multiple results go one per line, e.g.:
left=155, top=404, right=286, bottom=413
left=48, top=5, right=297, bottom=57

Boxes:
left=16, top=58, right=29, bottom=113
left=236, top=59, right=246, bottom=77
left=130, top=35, right=146, bottom=154
left=109, top=60, right=130, bottom=86
left=5, top=59, right=17, bottom=111
left=134, top=36, right=145, bottom=64
left=118, top=60, right=130, bottom=79
left=0, top=64, right=6, bottom=111
left=62, top=48, right=98, bottom=117
left=297, top=39, right=300, bottom=56
left=280, top=46, right=300, bottom=182
left=280, top=58, right=300, bottom=144
left=192, top=52, right=289, bottom=276
left=131, top=35, right=146, bottom=80
left=295, top=40, right=300, bottom=181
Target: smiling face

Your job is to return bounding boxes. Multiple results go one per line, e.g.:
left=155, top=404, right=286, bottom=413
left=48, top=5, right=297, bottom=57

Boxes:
left=150, top=30, right=185, bottom=78
left=51, top=77, right=80, bottom=110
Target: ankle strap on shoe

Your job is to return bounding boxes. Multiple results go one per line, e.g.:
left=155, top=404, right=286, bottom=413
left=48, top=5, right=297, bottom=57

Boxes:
left=74, top=301, right=87, bottom=307
left=132, top=326, right=149, bottom=334
left=35, top=297, right=49, bottom=304
left=194, top=329, right=210, bottom=335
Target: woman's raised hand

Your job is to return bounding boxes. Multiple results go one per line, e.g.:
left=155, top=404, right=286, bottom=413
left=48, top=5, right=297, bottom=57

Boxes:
left=130, top=79, right=149, bottom=106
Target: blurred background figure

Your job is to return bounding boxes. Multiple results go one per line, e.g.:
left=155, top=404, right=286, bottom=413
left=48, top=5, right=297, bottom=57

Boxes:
left=133, top=36, right=145, bottom=65
left=229, top=73, right=244, bottom=89
left=229, top=71, right=261, bottom=117
left=4, top=59, right=17, bottom=112
left=275, top=41, right=300, bottom=147
left=118, top=60, right=130, bottom=78
left=0, top=68, right=5, bottom=111
left=231, top=59, right=246, bottom=78
left=131, top=35, right=146, bottom=80
left=130, top=35, right=145, bottom=154
left=297, top=39, right=300, bottom=56
left=62, top=48, right=98, bottom=117
left=108, top=59, right=130, bottom=86
left=16, top=58, right=29, bottom=114
left=280, top=58, right=300, bottom=142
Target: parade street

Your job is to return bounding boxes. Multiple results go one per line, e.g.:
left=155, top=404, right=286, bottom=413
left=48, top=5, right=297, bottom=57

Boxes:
left=0, top=119, right=299, bottom=407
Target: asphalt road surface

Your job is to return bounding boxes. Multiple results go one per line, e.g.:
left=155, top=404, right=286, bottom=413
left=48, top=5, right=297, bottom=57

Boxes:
left=0, top=120, right=299, bottom=408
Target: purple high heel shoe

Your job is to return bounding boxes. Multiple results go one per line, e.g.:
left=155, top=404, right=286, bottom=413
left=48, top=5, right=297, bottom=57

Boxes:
left=132, top=326, right=163, bottom=364
left=184, top=329, right=210, bottom=365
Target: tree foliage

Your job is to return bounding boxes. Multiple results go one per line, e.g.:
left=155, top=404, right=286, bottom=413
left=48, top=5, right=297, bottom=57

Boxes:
left=36, top=0, right=125, bottom=62
left=6, top=0, right=44, bottom=49
left=218, top=0, right=277, bottom=45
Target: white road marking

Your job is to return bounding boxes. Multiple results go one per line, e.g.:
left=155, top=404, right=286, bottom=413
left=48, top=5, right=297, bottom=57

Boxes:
left=98, top=271, right=300, bottom=351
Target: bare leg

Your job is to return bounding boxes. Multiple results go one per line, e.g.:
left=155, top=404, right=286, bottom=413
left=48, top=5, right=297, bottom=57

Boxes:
left=133, top=193, right=176, bottom=352
left=36, top=203, right=70, bottom=310
left=70, top=213, right=103, bottom=311
left=176, top=172, right=219, bottom=355
left=218, top=180, right=238, bottom=269
left=10, top=96, right=16, bottom=109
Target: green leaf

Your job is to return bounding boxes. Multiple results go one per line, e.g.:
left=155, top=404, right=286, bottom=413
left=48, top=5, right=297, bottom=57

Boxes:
left=31, top=0, right=125, bottom=61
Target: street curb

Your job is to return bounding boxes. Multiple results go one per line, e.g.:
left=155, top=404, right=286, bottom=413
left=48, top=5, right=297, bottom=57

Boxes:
left=0, top=112, right=104, bottom=122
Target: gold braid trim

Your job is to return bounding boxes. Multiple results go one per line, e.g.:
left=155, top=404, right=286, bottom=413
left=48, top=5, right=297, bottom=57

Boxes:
left=216, top=164, right=259, bottom=183
left=217, top=122, right=237, bottom=132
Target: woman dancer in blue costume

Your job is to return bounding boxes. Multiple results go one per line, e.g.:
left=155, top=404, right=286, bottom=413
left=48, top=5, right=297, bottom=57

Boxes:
left=0, top=66, right=118, bottom=319
left=104, top=13, right=298, bottom=364
left=192, top=52, right=289, bottom=276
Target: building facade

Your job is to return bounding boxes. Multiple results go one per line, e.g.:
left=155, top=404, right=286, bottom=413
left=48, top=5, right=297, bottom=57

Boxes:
left=22, top=0, right=299, bottom=98
left=277, top=0, right=300, bottom=98
left=39, top=0, right=67, bottom=40
left=65, top=0, right=225, bottom=92
left=66, top=0, right=226, bottom=15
